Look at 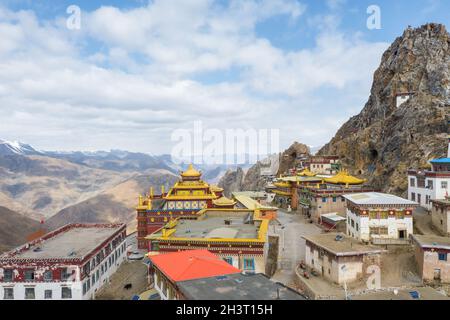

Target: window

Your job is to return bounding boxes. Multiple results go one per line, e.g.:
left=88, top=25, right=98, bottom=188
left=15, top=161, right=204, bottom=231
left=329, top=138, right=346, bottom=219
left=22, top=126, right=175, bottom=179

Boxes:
left=83, top=282, right=87, bottom=295
left=438, top=253, right=448, bottom=261
left=341, top=197, right=345, bottom=202
left=442, top=181, right=448, bottom=189
left=243, top=258, right=255, bottom=271
left=61, top=268, right=70, bottom=281
left=43, top=271, right=53, bottom=281
left=3, top=288, right=13, bottom=299
left=351, top=220, right=355, bottom=228
left=427, top=180, right=433, bottom=190
left=369, top=212, right=377, bottom=220
left=411, top=193, right=416, bottom=201
left=223, top=257, right=233, bottom=265
left=410, top=178, right=415, bottom=187
left=332, top=197, right=337, bottom=203
left=380, top=211, right=388, bottom=219
left=3, top=269, right=13, bottom=282
left=44, top=290, right=52, bottom=299
left=370, top=227, right=388, bottom=235
left=24, top=271, right=35, bottom=281
left=25, top=288, right=35, bottom=299
left=61, top=287, right=72, bottom=299
left=96, top=270, right=100, bottom=280
left=86, top=278, right=91, bottom=291
left=322, top=197, right=327, bottom=203
left=396, top=211, right=405, bottom=219
left=356, top=223, right=359, bottom=232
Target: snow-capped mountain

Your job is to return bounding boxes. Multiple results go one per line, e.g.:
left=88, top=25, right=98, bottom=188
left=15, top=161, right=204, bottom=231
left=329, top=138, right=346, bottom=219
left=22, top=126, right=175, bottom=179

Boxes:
left=0, top=139, right=40, bottom=156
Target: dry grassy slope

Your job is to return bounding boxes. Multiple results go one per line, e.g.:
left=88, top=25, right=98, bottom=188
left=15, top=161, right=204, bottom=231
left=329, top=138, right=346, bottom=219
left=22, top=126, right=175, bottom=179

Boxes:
left=46, top=170, right=179, bottom=233
left=0, top=206, right=41, bottom=253
left=0, top=155, right=132, bottom=220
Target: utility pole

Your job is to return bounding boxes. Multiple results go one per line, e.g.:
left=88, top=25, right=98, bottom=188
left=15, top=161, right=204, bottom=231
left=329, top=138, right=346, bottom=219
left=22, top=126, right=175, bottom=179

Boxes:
left=341, top=265, right=348, bottom=300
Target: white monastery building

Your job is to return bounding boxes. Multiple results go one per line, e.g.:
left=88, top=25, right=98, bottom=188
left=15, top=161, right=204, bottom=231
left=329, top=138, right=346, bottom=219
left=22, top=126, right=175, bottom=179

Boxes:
left=343, top=193, right=418, bottom=244
left=408, top=135, right=450, bottom=210
left=0, top=223, right=127, bottom=300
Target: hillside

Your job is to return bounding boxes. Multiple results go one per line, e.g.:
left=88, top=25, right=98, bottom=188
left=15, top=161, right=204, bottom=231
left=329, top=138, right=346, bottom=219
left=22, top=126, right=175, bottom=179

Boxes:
left=0, top=206, right=41, bottom=253
left=46, top=170, right=179, bottom=233
left=0, top=154, right=131, bottom=220
left=319, top=23, right=450, bottom=196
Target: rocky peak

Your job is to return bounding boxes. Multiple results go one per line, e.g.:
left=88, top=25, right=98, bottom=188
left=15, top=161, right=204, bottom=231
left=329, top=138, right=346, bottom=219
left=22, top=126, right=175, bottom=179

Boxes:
left=319, top=23, right=450, bottom=195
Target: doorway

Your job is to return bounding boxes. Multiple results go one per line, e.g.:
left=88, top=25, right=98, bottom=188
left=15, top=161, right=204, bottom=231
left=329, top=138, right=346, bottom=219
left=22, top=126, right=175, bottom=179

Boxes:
left=398, top=230, right=406, bottom=239
left=434, top=269, right=441, bottom=281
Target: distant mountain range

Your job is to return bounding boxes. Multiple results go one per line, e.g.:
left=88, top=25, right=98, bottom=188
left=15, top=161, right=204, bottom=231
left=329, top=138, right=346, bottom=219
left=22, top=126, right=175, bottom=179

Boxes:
left=0, top=139, right=41, bottom=156
left=0, top=139, right=250, bottom=240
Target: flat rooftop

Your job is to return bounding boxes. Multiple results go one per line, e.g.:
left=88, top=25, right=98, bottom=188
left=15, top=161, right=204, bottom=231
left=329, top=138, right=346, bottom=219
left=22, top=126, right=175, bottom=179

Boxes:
left=154, top=212, right=259, bottom=239
left=343, top=192, right=418, bottom=206
left=431, top=199, right=450, bottom=206
left=232, top=191, right=267, bottom=198
left=1, top=224, right=125, bottom=260
left=302, top=233, right=386, bottom=256
left=321, top=213, right=346, bottom=223
left=411, top=234, right=450, bottom=250
left=234, top=195, right=277, bottom=210
left=279, top=176, right=322, bottom=183
left=177, top=273, right=306, bottom=300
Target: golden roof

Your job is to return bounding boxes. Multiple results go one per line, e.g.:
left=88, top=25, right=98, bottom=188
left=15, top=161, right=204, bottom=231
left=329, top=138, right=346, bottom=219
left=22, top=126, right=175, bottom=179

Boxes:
left=212, top=196, right=236, bottom=206
left=274, top=181, right=292, bottom=188
left=210, top=185, right=224, bottom=192
left=324, top=170, right=365, bottom=185
left=181, top=164, right=201, bottom=178
left=297, top=168, right=316, bottom=177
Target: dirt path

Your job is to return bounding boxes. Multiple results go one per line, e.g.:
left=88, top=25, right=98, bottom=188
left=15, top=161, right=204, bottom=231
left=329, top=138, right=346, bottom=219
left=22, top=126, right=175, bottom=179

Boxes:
left=95, top=261, right=149, bottom=300
left=271, top=210, right=322, bottom=287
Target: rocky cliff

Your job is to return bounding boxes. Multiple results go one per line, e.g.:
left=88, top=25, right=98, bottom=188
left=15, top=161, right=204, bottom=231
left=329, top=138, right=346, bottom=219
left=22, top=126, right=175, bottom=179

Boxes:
left=277, top=142, right=311, bottom=175
left=218, top=142, right=310, bottom=196
left=319, top=23, right=450, bottom=196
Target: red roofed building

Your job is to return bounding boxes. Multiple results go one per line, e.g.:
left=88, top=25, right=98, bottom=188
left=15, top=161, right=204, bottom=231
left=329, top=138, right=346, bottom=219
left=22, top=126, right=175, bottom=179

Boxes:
left=149, top=250, right=241, bottom=300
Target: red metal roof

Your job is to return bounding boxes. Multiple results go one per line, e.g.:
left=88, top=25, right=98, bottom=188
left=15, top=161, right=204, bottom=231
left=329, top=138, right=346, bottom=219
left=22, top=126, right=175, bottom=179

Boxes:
left=149, top=249, right=241, bottom=282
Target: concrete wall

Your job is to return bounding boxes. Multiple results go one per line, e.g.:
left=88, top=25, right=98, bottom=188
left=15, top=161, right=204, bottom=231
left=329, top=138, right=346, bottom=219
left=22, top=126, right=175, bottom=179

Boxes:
left=311, top=197, right=347, bottom=222
left=420, top=250, right=450, bottom=284
left=431, top=206, right=450, bottom=236
left=265, top=235, right=279, bottom=277
left=305, top=244, right=365, bottom=285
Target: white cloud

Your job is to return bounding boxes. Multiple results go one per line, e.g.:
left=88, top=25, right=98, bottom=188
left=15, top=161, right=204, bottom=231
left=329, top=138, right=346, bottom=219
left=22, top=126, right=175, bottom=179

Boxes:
left=0, top=1, right=388, bottom=155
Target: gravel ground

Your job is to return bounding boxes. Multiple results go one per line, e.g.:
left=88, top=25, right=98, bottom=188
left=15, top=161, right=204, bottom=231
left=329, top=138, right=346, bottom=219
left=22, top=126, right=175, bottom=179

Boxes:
left=95, top=260, right=149, bottom=300
left=271, top=210, right=322, bottom=287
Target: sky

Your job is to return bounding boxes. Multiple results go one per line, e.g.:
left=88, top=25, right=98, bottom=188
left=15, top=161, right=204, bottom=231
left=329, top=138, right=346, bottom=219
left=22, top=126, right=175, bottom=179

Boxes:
left=0, top=0, right=449, bottom=158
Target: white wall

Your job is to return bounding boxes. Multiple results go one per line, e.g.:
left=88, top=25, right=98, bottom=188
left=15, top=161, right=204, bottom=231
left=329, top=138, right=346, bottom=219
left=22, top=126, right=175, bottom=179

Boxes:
left=0, top=239, right=127, bottom=300
left=396, top=95, right=411, bottom=108
left=408, top=175, right=450, bottom=210
left=346, top=208, right=413, bottom=242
